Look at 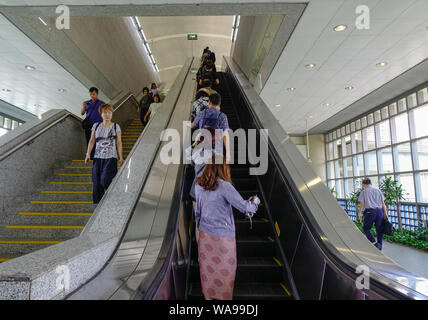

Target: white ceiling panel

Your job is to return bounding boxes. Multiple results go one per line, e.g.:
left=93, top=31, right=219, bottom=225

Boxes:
left=0, top=13, right=93, bottom=118
left=261, top=0, right=428, bottom=134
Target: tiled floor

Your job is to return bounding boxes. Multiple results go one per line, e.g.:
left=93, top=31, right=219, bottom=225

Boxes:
left=382, top=241, right=428, bottom=279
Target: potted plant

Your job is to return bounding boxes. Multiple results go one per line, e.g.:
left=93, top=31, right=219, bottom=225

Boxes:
left=348, top=186, right=363, bottom=219
left=379, top=176, right=406, bottom=230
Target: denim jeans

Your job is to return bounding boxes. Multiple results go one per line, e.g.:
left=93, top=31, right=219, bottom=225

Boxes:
left=92, top=158, right=118, bottom=204
left=363, top=208, right=384, bottom=250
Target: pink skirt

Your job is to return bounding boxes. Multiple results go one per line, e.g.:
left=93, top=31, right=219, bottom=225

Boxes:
left=198, top=231, right=237, bottom=300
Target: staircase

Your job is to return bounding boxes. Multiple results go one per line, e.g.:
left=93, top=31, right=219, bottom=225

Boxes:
left=0, top=119, right=144, bottom=263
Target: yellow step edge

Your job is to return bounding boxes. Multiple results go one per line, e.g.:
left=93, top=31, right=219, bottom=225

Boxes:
left=0, top=258, right=11, bottom=262
left=58, top=173, right=91, bottom=176
left=275, top=221, right=280, bottom=237
left=6, top=226, right=85, bottom=229
left=279, top=283, right=292, bottom=296
left=267, top=236, right=275, bottom=242
left=41, top=191, right=92, bottom=194
left=30, top=201, right=93, bottom=204
left=0, top=240, right=62, bottom=244
left=50, top=182, right=93, bottom=185
left=273, top=257, right=283, bottom=267
left=19, top=212, right=92, bottom=216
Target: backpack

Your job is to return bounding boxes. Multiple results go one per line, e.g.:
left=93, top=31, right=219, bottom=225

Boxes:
left=94, top=122, right=117, bottom=143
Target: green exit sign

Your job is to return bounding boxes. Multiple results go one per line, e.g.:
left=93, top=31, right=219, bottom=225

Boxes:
left=187, top=34, right=198, bottom=40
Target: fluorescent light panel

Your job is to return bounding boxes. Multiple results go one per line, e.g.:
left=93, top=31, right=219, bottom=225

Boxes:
left=133, top=16, right=158, bottom=73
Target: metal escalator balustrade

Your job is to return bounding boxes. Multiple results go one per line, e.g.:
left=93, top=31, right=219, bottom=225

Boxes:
left=186, top=72, right=295, bottom=300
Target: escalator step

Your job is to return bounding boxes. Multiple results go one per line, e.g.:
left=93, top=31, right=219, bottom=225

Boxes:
left=188, top=282, right=292, bottom=300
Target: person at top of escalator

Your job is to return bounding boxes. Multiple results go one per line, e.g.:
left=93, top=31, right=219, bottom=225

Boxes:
left=137, top=87, right=152, bottom=126
left=194, top=153, right=260, bottom=300
left=81, top=87, right=105, bottom=159
left=85, top=104, right=123, bottom=204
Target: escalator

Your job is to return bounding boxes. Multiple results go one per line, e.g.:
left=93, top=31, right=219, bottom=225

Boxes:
left=186, top=73, right=295, bottom=300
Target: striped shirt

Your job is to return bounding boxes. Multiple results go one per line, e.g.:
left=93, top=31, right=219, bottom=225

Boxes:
left=358, top=186, right=385, bottom=209
left=92, top=122, right=121, bottom=159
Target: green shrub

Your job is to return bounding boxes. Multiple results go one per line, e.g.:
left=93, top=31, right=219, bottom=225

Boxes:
left=353, top=221, right=428, bottom=251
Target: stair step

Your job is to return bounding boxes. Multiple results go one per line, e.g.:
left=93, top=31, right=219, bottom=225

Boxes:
left=188, top=282, right=292, bottom=300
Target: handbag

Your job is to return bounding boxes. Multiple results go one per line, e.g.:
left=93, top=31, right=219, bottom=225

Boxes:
left=383, top=218, right=395, bottom=236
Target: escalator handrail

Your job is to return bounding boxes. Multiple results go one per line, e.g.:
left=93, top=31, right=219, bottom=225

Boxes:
left=223, top=56, right=428, bottom=300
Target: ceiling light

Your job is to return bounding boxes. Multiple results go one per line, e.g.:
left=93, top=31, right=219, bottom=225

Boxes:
left=25, top=65, right=36, bottom=71
left=305, top=63, right=316, bottom=69
left=376, top=62, right=388, bottom=67
left=322, top=103, right=331, bottom=107
left=275, top=104, right=281, bottom=107
left=38, top=115, right=42, bottom=120
left=58, top=89, right=66, bottom=92
left=345, top=86, right=354, bottom=90
left=333, top=25, right=347, bottom=32
left=287, top=87, right=296, bottom=91
left=38, top=17, right=48, bottom=27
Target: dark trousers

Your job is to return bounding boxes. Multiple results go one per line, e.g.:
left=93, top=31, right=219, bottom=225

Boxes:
left=92, top=158, right=118, bottom=204
left=84, top=126, right=95, bottom=160
left=363, top=208, right=384, bottom=250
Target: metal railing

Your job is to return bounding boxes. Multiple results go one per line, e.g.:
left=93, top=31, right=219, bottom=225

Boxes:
left=337, top=198, right=428, bottom=232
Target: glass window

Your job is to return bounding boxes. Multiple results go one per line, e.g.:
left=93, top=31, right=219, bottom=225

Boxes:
left=345, top=124, right=350, bottom=135
left=336, top=179, right=344, bottom=198
left=368, top=176, right=379, bottom=188
left=367, top=113, right=374, bottom=125
left=356, top=119, right=361, bottom=130
left=397, top=174, right=415, bottom=202
left=344, top=157, right=353, bottom=178
left=410, top=105, right=428, bottom=138
left=363, top=126, right=376, bottom=151
left=417, top=172, right=428, bottom=203
left=344, top=136, right=351, bottom=156
left=350, top=122, right=355, bottom=132
left=328, top=143, right=334, bottom=160
left=341, top=126, right=346, bottom=136
left=381, top=106, right=389, bottom=119
left=413, top=138, right=428, bottom=170
left=344, top=179, right=354, bottom=197
left=4, top=118, right=11, bottom=129
left=334, top=140, right=342, bottom=159
left=397, top=99, right=406, bottom=112
left=376, top=120, right=391, bottom=147
left=364, top=151, right=378, bottom=175
left=407, top=93, right=417, bottom=108
left=11, top=120, right=18, bottom=130
left=390, top=102, right=398, bottom=116
left=335, top=160, right=343, bottom=179
left=377, top=148, right=393, bottom=174
left=361, top=116, right=367, bottom=127
left=374, top=110, right=381, bottom=122
left=352, top=131, right=363, bottom=154
left=391, top=113, right=409, bottom=143
left=417, top=88, right=428, bottom=104
left=332, top=131, right=336, bottom=140
left=394, top=143, right=413, bottom=172
left=328, top=179, right=336, bottom=190
left=327, top=161, right=335, bottom=180
left=0, top=115, right=3, bottom=127
left=353, top=155, right=365, bottom=177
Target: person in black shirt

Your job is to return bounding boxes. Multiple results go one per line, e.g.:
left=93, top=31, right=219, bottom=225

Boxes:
left=137, top=87, right=152, bottom=126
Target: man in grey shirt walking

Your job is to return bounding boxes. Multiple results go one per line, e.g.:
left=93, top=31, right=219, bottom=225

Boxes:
left=358, top=178, right=388, bottom=250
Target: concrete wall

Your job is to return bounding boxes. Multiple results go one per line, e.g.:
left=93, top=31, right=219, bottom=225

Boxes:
left=231, top=15, right=284, bottom=85
left=64, top=17, right=159, bottom=97
left=290, top=135, right=326, bottom=183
